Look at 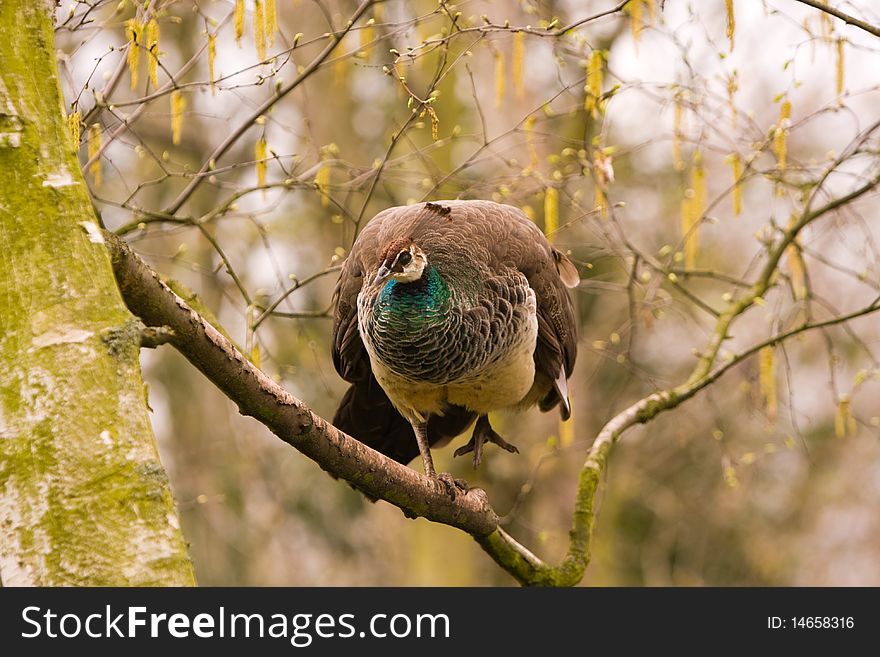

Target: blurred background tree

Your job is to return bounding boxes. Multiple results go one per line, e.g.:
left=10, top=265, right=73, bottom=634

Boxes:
left=54, top=0, right=880, bottom=585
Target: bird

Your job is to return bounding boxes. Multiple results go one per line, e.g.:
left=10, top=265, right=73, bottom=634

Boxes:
left=331, top=200, right=578, bottom=489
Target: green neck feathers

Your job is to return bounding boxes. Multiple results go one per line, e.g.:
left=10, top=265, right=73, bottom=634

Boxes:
left=377, top=266, right=450, bottom=318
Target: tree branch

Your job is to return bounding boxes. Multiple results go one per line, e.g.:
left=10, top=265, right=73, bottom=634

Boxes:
left=791, top=0, right=880, bottom=39
left=138, top=324, right=176, bottom=348
left=105, top=230, right=498, bottom=533
left=688, top=169, right=880, bottom=385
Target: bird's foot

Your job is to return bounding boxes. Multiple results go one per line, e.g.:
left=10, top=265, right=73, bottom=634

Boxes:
left=431, top=472, right=470, bottom=500
left=412, top=420, right=469, bottom=498
left=453, top=415, right=519, bottom=469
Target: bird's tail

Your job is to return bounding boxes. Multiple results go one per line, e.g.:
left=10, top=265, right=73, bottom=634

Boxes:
left=333, top=375, right=476, bottom=465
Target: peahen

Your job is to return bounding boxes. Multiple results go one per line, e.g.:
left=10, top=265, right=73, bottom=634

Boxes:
left=332, top=200, right=578, bottom=486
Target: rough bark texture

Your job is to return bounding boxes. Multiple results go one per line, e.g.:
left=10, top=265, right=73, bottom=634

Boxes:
left=0, top=0, right=194, bottom=586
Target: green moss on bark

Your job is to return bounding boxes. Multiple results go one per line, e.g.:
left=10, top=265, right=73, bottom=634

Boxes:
left=0, top=0, right=194, bottom=586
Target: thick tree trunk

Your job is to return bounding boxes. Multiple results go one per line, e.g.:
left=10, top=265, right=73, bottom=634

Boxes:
left=0, top=0, right=194, bottom=585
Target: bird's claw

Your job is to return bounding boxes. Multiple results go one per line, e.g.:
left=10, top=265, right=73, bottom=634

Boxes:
left=454, top=418, right=519, bottom=469
left=433, top=472, right=469, bottom=500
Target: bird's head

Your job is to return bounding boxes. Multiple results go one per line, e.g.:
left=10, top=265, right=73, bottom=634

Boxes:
left=372, top=238, right=427, bottom=286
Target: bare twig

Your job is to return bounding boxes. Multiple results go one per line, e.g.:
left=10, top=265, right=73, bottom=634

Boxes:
left=164, top=0, right=376, bottom=216
left=252, top=265, right=342, bottom=330
left=139, top=325, right=176, bottom=348
left=790, top=0, right=880, bottom=38
left=84, top=9, right=234, bottom=172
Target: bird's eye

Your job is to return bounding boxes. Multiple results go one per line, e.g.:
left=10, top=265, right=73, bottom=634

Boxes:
left=397, top=250, right=412, bottom=266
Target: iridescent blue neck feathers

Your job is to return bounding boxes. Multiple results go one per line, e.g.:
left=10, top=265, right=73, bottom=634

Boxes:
left=375, top=266, right=450, bottom=318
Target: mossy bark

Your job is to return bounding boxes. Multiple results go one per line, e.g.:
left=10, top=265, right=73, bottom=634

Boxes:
left=0, top=0, right=194, bottom=586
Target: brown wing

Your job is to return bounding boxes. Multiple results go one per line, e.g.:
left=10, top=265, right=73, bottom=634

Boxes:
left=331, top=254, right=367, bottom=383
left=476, top=203, right=578, bottom=417
left=533, top=256, right=578, bottom=418
left=331, top=206, right=393, bottom=382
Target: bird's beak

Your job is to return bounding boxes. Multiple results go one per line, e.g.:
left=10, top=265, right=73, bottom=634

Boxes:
left=372, top=264, right=392, bottom=286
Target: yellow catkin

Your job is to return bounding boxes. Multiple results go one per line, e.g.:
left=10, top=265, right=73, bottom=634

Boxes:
left=595, top=185, right=608, bottom=222
left=759, top=346, right=777, bottom=422
left=835, top=396, right=856, bottom=438
left=773, top=99, right=791, bottom=171
left=146, top=19, right=159, bottom=88
left=314, top=165, right=330, bottom=207
left=725, top=0, right=735, bottom=51
left=593, top=149, right=613, bottom=221
left=68, top=111, right=81, bottom=151
left=673, top=93, right=684, bottom=172
left=544, top=187, right=559, bottom=240
left=819, top=11, right=832, bottom=41
left=255, top=137, right=268, bottom=188
left=255, top=0, right=266, bottom=61
left=126, top=19, right=142, bottom=90
left=836, top=37, right=845, bottom=96
left=559, top=416, right=575, bottom=449
left=584, top=50, right=604, bottom=119
left=779, top=100, right=792, bottom=123
left=525, top=115, right=539, bottom=170
left=251, top=344, right=261, bottom=369
left=729, top=152, right=743, bottom=216
left=427, top=108, right=439, bottom=141
left=786, top=213, right=806, bottom=299
left=724, top=465, right=739, bottom=488
left=804, top=16, right=818, bottom=61
left=694, top=155, right=706, bottom=222
left=682, top=153, right=705, bottom=269
left=681, top=195, right=696, bottom=268
left=208, top=34, right=217, bottom=94
left=786, top=243, right=807, bottom=300
left=494, top=50, right=505, bottom=110
left=87, top=123, right=102, bottom=186
left=512, top=32, right=525, bottom=100
left=630, top=0, right=642, bottom=44
left=170, top=90, right=185, bottom=145
left=727, top=71, right=738, bottom=129
left=266, top=0, right=277, bottom=47
left=234, top=0, right=245, bottom=45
